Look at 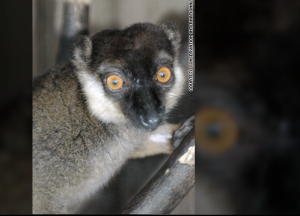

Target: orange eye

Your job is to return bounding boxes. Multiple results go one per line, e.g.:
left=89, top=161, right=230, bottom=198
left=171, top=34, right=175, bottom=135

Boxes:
left=195, top=108, right=239, bottom=154
left=156, top=67, right=172, bottom=83
left=106, top=75, right=124, bottom=90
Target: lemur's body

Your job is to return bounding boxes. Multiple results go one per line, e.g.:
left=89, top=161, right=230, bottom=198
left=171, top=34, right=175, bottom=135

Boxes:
left=33, top=23, right=186, bottom=214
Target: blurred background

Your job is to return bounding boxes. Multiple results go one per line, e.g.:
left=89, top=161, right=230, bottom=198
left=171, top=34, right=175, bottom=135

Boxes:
left=195, top=0, right=300, bottom=214
left=33, top=0, right=194, bottom=214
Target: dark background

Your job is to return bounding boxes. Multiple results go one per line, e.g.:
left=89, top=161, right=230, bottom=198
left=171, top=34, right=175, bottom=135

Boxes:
left=195, top=0, right=300, bottom=214
left=0, top=0, right=32, bottom=214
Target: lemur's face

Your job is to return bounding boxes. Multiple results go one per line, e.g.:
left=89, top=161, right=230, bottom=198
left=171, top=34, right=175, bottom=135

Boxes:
left=74, top=23, right=184, bottom=130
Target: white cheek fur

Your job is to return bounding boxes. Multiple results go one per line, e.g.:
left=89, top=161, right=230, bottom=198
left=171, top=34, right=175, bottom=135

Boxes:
left=165, top=62, right=186, bottom=112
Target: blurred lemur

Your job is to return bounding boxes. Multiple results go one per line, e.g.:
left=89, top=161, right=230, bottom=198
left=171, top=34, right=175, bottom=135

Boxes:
left=32, top=23, right=186, bottom=214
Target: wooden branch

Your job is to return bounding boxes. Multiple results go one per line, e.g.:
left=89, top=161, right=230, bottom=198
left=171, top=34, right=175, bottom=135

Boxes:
left=122, top=128, right=195, bottom=214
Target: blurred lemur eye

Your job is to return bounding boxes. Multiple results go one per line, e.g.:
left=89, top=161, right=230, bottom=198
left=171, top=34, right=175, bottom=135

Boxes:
left=156, top=66, right=172, bottom=83
left=106, top=75, right=124, bottom=90
left=195, top=108, right=239, bottom=154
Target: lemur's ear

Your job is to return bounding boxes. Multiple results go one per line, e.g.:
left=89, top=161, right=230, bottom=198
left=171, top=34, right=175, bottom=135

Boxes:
left=161, top=22, right=181, bottom=54
left=71, top=35, right=92, bottom=70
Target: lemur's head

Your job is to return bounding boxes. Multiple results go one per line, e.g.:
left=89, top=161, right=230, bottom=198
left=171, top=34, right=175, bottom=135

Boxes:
left=72, top=23, right=185, bottom=130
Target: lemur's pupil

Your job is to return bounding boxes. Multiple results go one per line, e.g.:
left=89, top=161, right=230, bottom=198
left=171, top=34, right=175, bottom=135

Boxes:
left=160, top=72, right=165, bottom=78
left=206, top=123, right=221, bottom=139
left=112, top=80, right=118, bottom=85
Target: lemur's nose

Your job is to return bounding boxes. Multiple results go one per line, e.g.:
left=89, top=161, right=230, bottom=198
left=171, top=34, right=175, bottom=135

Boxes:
left=140, top=115, right=162, bottom=130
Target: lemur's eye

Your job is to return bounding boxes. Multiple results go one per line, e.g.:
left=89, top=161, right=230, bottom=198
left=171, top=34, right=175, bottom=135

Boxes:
left=106, top=75, right=124, bottom=90
left=156, top=67, right=172, bottom=83
left=195, top=108, right=239, bottom=154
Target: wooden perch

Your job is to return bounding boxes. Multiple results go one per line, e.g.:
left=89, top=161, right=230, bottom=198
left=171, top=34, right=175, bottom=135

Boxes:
left=122, top=127, right=195, bottom=214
